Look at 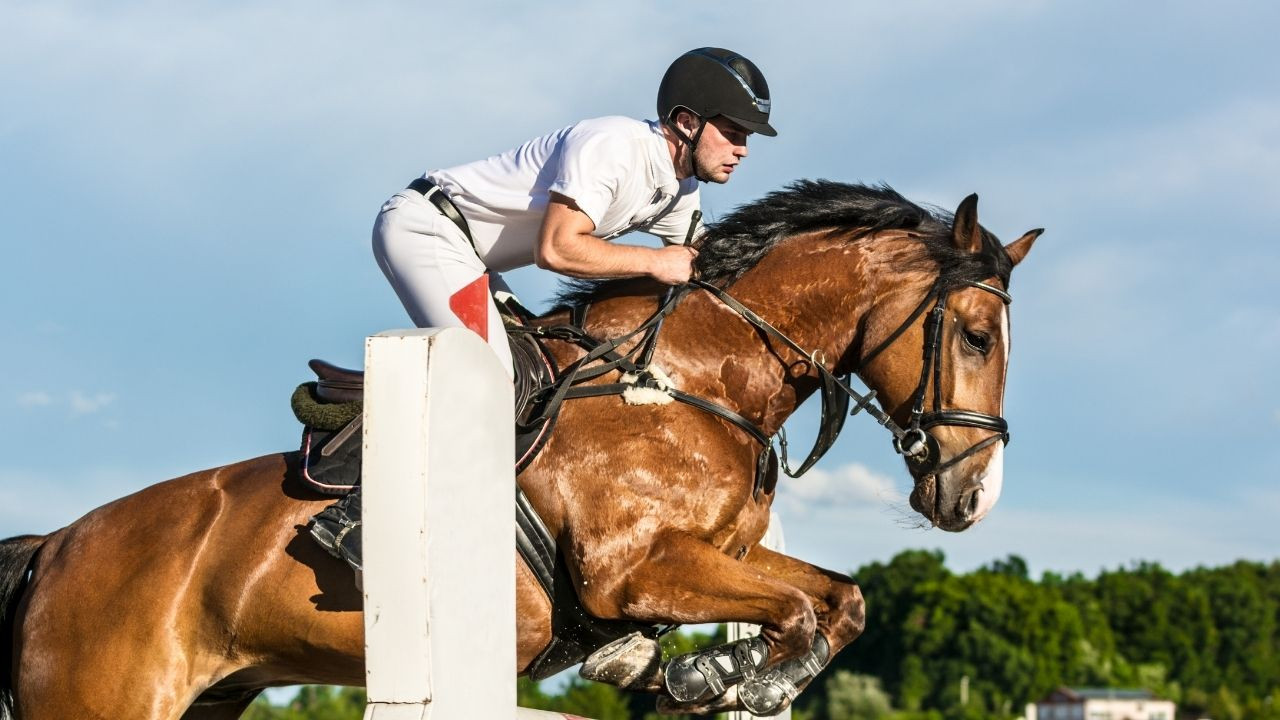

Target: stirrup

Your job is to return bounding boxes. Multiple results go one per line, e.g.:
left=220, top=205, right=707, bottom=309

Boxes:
left=664, top=636, right=768, bottom=703
left=309, top=488, right=364, bottom=587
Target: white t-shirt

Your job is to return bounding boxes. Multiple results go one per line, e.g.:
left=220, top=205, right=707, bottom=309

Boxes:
left=426, top=116, right=702, bottom=273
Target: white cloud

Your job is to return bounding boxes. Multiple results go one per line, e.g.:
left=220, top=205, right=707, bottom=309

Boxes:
left=16, top=391, right=53, bottom=408
left=12, top=390, right=118, bottom=417
left=777, top=462, right=905, bottom=514
left=68, top=391, right=116, bottom=416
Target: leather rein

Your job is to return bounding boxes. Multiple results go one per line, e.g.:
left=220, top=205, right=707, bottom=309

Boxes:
left=691, top=276, right=1011, bottom=480
left=513, top=274, right=1012, bottom=495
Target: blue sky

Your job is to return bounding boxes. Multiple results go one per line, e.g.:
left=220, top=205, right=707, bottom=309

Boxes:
left=2, top=1, right=1277, bottom=580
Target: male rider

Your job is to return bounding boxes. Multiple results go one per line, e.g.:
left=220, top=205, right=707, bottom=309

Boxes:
left=311, top=47, right=777, bottom=579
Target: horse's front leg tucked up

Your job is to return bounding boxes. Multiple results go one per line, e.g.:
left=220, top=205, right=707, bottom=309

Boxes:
left=572, top=531, right=856, bottom=715
left=738, top=543, right=866, bottom=655
left=653, top=543, right=864, bottom=715
left=727, top=544, right=865, bottom=713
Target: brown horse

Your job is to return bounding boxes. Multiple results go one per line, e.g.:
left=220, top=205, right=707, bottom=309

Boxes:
left=0, top=181, right=1037, bottom=719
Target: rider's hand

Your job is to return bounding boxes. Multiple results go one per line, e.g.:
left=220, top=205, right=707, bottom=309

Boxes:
left=649, top=245, right=699, bottom=285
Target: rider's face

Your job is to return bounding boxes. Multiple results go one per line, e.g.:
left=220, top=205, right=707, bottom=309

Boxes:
left=693, top=117, right=750, bottom=184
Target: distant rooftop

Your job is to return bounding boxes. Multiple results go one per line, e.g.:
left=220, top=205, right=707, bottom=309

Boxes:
left=1042, top=687, right=1160, bottom=702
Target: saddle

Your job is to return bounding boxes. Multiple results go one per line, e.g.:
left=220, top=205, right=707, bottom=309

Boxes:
left=296, top=299, right=560, bottom=497
left=309, top=326, right=557, bottom=423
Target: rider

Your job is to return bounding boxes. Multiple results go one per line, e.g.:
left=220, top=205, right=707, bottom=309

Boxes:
left=311, top=47, right=777, bottom=579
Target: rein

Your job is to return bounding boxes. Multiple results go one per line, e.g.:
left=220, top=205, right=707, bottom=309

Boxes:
left=513, top=273, right=1013, bottom=497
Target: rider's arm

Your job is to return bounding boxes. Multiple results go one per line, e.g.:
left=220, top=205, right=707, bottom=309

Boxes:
left=535, top=193, right=697, bottom=284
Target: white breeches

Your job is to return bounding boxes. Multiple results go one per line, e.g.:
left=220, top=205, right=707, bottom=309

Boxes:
left=371, top=190, right=515, bottom=379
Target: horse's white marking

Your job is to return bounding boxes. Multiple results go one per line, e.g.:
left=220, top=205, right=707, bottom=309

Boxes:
left=972, top=304, right=1011, bottom=523
left=971, top=442, right=1004, bottom=523
left=1000, top=302, right=1011, bottom=375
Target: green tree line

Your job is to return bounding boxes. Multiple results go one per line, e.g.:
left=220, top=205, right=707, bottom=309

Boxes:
left=803, top=550, right=1280, bottom=720
left=243, top=551, right=1279, bottom=720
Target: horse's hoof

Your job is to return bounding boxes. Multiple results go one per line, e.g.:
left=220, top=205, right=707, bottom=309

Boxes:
left=579, top=632, right=663, bottom=692
left=655, top=686, right=740, bottom=716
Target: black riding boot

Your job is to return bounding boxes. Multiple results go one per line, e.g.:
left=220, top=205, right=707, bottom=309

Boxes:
left=310, top=486, right=363, bottom=586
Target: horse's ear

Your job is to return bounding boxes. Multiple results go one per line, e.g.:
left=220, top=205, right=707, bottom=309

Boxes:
left=1005, top=228, right=1043, bottom=267
left=952, top=194, right=983, bottom=254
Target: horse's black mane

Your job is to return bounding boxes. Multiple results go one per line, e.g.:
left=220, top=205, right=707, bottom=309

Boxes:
left=555, top=180, right=1012, bottom=308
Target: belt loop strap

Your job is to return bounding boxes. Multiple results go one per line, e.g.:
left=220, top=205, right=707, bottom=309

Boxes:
left=407, top=177, right=475, bottom=248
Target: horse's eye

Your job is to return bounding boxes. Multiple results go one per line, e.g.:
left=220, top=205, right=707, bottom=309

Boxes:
left=963, top=329, right=990, bottom=354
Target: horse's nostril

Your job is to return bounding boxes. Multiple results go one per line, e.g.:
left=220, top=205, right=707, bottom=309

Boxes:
left=958, top=487, right=982, bottom=521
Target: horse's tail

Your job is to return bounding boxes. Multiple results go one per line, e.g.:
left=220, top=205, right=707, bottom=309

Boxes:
left=0, top=534, right=45, bottom=719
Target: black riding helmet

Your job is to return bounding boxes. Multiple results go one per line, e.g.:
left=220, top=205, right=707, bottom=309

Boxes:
left=657, top=47, right=776, bottom=138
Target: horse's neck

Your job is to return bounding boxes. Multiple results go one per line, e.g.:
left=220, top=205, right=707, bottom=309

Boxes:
left=664, top=240, right=884, bottom=437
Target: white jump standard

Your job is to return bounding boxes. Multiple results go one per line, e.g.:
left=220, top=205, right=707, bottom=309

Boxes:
left=360, top=329, right=516, bottom=719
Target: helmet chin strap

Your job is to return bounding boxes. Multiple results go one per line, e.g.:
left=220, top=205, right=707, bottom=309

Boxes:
left=667, top=115, right=710, bottom=182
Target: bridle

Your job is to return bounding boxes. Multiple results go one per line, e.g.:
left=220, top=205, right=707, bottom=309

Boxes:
left=856, top=278, right=1012, bottom=477
left=692, top=275, right=1012, bottom=479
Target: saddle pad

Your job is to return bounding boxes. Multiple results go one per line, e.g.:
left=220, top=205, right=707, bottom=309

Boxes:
left=298, top=422, right=361, bottom=496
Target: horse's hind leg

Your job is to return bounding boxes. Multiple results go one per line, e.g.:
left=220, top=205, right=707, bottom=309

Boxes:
left=14, top=537, right=221, bottom=720
left=13, top=645, right=209, bottom=720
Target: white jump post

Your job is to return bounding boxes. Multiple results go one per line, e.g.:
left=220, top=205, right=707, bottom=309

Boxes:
left=361, top=328, right=515, bottom=719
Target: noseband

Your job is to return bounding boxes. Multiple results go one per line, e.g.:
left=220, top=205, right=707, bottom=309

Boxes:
left=693, top=276, right=1011, bottom=479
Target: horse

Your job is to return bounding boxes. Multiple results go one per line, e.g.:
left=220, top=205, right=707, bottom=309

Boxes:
left=0, top=181, right=1038, bottom=719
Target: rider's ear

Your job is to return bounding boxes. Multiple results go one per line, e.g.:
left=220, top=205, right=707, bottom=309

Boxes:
left=1004, top=228, right=1044, bottom=267
left=951, top=194, right=983, bottom=254
left=675, top=109, right=699, bottom=134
